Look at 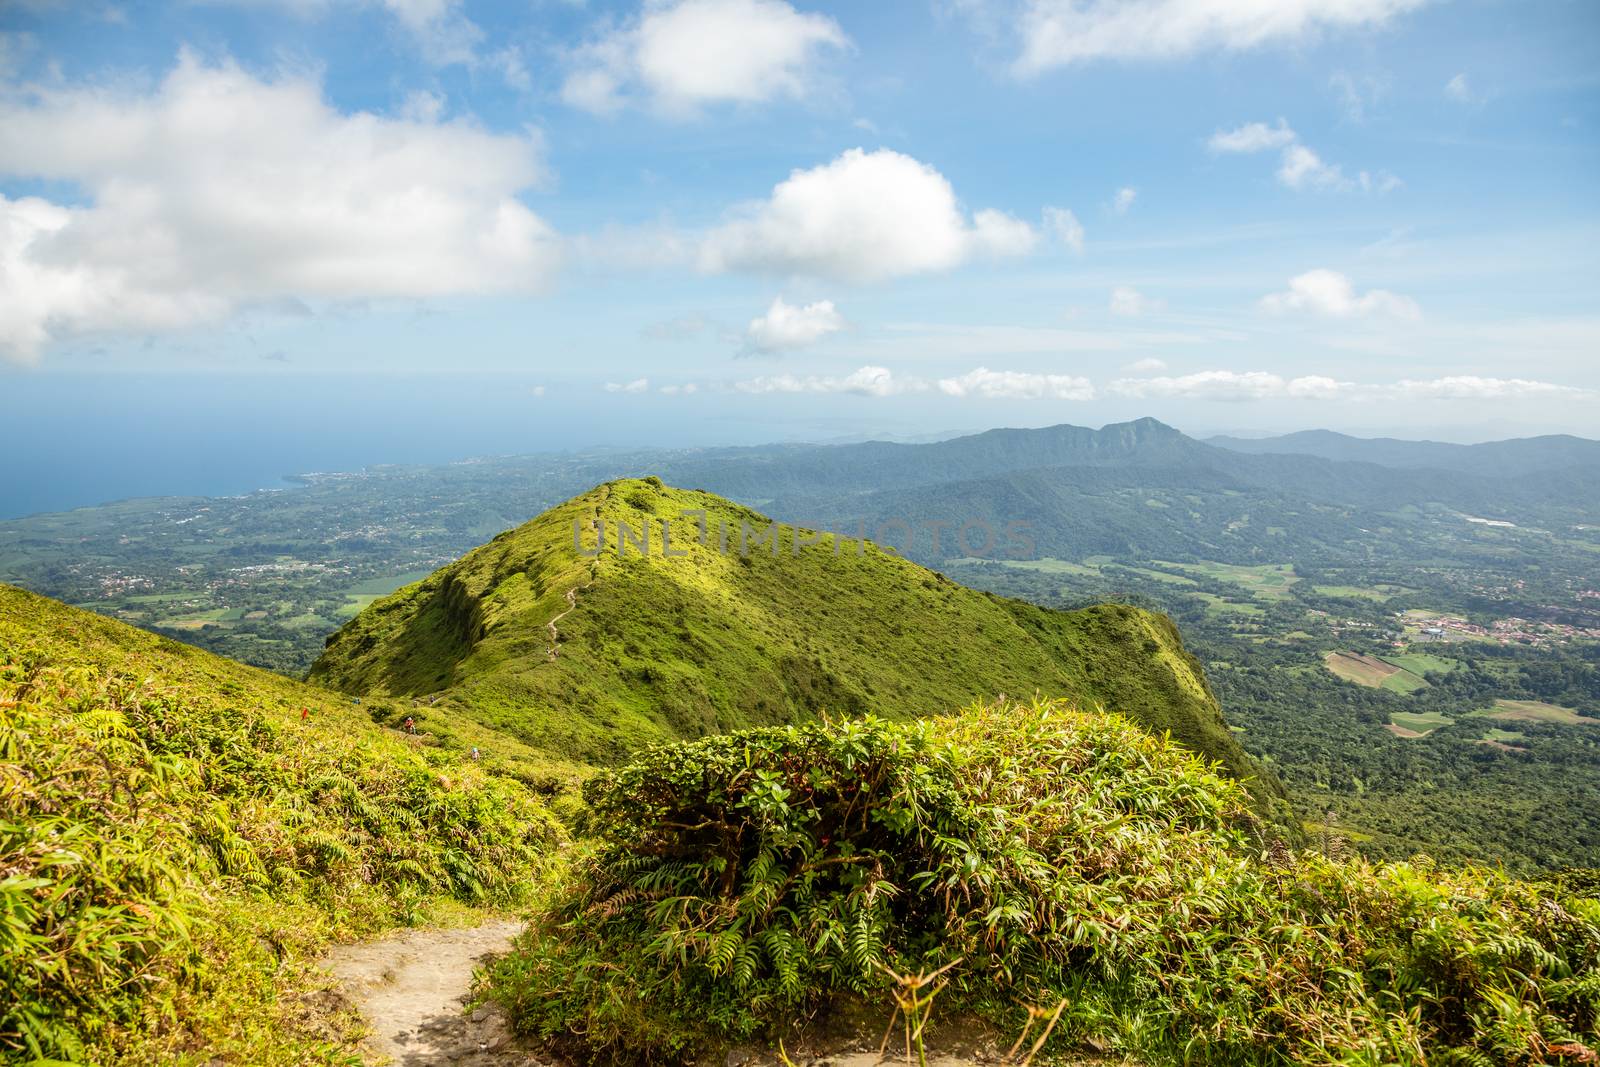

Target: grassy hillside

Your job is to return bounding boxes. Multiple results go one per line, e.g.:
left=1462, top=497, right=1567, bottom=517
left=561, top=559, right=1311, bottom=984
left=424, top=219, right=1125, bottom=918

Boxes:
left=309, top=479, right=1283, bottom=816
left=0, top=584, right=559, bottom=1064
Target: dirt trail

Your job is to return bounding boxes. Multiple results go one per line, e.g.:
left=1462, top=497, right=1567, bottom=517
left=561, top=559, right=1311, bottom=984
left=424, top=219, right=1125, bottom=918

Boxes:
left=324, top=921, right=554, bottom=1066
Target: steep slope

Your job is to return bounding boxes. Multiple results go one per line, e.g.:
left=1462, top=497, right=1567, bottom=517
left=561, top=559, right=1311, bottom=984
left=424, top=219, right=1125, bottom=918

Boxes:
left=0, top=584, right=557, bottom=1064
left=310, top=480, right=1280, bottom=813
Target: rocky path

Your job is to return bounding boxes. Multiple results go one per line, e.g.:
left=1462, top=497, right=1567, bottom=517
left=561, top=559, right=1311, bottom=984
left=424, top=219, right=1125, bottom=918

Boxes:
left=324, top=921, right=555, bottom=1066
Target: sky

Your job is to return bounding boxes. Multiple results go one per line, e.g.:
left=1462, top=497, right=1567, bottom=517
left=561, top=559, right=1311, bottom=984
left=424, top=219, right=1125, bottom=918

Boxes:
left=1, top=0, right=1598, bottom=514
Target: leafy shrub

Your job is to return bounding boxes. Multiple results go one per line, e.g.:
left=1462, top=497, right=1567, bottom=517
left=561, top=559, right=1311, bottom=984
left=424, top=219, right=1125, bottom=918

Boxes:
left=0, top=637, right=557, bottom=1063
left=492, top=699, right=1600, bottom=1065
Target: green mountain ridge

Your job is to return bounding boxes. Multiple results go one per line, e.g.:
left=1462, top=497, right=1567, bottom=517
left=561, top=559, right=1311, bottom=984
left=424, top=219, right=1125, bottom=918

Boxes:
left=309, top=479, right=1286, bottom=817
left=1209, top=427, right=1600, bottom=477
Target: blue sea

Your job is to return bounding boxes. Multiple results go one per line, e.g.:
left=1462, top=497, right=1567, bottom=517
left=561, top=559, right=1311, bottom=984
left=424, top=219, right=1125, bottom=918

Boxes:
left=0, top=371, right=907, bottom=520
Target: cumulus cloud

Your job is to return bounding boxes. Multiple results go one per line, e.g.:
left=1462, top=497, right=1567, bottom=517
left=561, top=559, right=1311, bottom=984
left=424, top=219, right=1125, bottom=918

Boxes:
left=745, top=296, right=845, bottom=352
left=1260, top=269, right=1420, bottom=320
left=936, top=366, right=1095, bottom=400
left=700, top=148, right=1037, bottom=282
left=659, top=382, right=701, bottom=395
left=0, top=54, right=559, bottom=362
left=1208, top=119, right=1296, bottom=153
left=561, top=0, right=848, bottom=116
left=1012, top=0, right=1427, bottom=75
left=1043, top=206, right=1084, bottom=252
left=1112, top=186, right=1137, bottom=213
left=1445, top=73, right=1474, bottom=102
left=605, top=377, right=651, bottom=393
left=733, top=364, right=905, bottom=396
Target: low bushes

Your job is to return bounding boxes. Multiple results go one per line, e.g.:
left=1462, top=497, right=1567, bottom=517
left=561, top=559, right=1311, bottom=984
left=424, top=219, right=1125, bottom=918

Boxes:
left=492, top=699, right=1599, bottom=1065
left=1, top=639, right=557, bottom=1064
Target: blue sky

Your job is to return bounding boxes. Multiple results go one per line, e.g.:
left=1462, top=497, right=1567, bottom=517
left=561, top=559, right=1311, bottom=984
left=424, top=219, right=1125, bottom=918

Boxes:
left=1, top=0, right=1597, bottom=512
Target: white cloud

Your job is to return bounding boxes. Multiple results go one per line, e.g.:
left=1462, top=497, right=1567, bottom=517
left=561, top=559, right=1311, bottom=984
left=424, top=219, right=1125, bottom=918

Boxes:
left=700, top=148, right=1037, bottom=282
left=0, top=54, right=559, bottom=362
left=605, top=377, right=651, bottom=393
left=1260, top=269, right=1420, bottom=320
left=1122, top=357, right=1168, bottom=375
left=1392, top=376, right=1585, bottom=400
left=562, top=0, right=848, bottom=116
left=1043, top=205, right=1084, bottom=252
left=1276, top=143, right=1348, bottom=190
left=659, top=382, right=701, bottom=395
left=529, top=385, right=547, bottom=397
left=1012, top=0, right=1427, bottom=74
left=1109, top=370, right=1589, bottom=402
left=1112, top=186, right=1137, bottom=213
left=1109, top=285, right=1162, bottom=316
left=1210, top=119, right=1399, bottom=193
left=745, top=296, right=845, bottom=352
left=1110, top=370, right=1356, bottom=401
left=1445, top=72, right=1473, bottom=102
left=936, top=366, right=1095, bottom=400
left=728, top=363, right=1101, bottom=400
left=733, top=364, right=906, bottom=396
left=971, top=208, right=1040, bottom=256
left=1208, top=119, right=1296, bottom=153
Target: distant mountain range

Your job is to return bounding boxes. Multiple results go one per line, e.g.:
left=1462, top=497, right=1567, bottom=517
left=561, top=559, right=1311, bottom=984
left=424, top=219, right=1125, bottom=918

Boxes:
left=1208, top=428, right=1600, bottom=478
left=632, top=418, right=1600, bottom=565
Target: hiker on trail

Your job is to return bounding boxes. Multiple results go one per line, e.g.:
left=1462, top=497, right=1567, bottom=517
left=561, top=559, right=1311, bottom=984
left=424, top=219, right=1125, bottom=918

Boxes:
left=301, top=707, right=309, bottom=722
left=470, top=747, right=481, bottom=761
left=403, top=716, right=416, bottom=735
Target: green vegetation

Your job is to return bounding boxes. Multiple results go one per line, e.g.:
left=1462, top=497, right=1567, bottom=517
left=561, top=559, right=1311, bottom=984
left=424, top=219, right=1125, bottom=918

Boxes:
left=492, top=699, right=1600, bottom=1065
left=0, top=584, right=559, bottom=1064
left=309, top=480, right=1283, bottom=819
left=1483, top=699, right=1595, bottom=727
left=1385, top=651, right=1461, bottom=676
left=1324, top=651, right=1406, bottom=688
left=1160, top=560, right=1299, bottom=599
left=3, top=419, right=1597, bottom=889
left=1388, top=709, right=1454, bottom=736
left=1323, top=652, right=1441, bottom=696
left=955, top=553, right=1600, bottom=873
